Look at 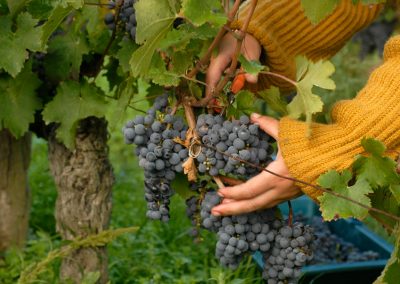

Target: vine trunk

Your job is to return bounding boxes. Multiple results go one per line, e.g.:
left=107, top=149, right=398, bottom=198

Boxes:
left=0, top=130, right=31, bottom=252
left=48, top=117, right=114, bottom=284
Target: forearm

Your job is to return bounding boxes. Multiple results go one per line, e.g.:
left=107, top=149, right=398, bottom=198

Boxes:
left=278, top=36, right=400, bottom=201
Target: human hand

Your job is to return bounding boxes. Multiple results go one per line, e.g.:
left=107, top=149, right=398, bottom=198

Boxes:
left=211, top=114, right=303, bottom=216
left=206, top=33, right=262, bottom=98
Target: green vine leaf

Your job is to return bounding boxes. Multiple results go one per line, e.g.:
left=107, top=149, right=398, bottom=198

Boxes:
left=6, top=0, right=29, bottom=16
left=41, top=5, right=73, bottom=48
left=374, top=225, right=400, bottom=284
left=0, top=12, right=43, bottom=77
left=0, top=63, right=41, bottom=137
left=181, top=0, right=226, bottom=27
left=130, top=17, right=173, bottom=77
left=258, top=87, right=288, bottom=116
left=353, top=138, right=400, bottom=190
left=288, top=57, right=335, bottom=132
left=300, top=0, right=340, bottom=25
left=42, top=81, right=108, bottom=149
left=43, top=32, right=89, bottom=81
left=117, top=40, right=138, bottom=74
left=238, top=55, right=265, bottom=76
left=318, top=170, right=373, bottom=220
left=135, top=0, right=175, bottom=45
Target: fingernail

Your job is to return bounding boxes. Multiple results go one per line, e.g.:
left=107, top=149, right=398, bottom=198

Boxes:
left=212, top=210, right=221, bottom=216
left=251, top=113, right=261, bottom=119
left=217, top=191, right=224, bottom=197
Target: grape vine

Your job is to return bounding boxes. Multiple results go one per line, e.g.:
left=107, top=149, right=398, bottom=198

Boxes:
left=0, top=0, right=398, bottom=283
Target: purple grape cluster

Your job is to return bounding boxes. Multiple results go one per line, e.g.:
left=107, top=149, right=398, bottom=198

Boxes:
left=195, top=114, right=272, bottom=177
left=104, top=0, right=137, bottom=41
left=263, top=222, right=314, bottom=284
left=123, top=94, right=188, bottom=221
left=310, top=216, right=380, bottom=264
left=185, top=196, right=201, bottom=238
left=198, top=191, right=314, bottom=280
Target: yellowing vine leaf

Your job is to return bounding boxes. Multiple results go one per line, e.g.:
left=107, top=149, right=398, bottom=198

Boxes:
left=288, top=57, right=336, bottom=134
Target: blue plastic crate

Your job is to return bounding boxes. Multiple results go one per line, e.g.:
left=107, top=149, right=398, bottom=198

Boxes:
left=253, top=196, right=394, bottom=284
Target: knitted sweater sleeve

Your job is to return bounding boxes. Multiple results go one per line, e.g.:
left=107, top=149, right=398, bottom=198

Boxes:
left=279, top=36, right=400, bottom=201
left=232, top=0, right=382, bottom=90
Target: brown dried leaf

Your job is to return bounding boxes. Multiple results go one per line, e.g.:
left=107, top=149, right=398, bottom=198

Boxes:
left=183, top=157, right=197, bottom=182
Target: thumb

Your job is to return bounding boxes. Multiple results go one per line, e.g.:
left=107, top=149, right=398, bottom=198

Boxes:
left=250, top=113, right=279, bottom=139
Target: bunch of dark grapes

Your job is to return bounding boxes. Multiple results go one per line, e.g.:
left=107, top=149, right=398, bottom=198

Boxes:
left=310, top=216, right=379, bottom=264
left=263, top=222, right=314, bottom=284
left=185, top=196, right=201, bottom=238
left=123, top=94, right=188, bottom=221
left=195, top=114, right=272, bottom=177
left=104, top=0, right=137, bottom=41
left=198, top=191, right=314, bottom=281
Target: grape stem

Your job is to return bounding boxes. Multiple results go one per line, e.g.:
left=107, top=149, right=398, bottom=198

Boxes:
left=257, top=71, right=298, bottom=87
left=288, top=201, right=293, bottom=227
left=199, top=142, right=400, bottom=226
left=213, top=176, right=225, bottom=189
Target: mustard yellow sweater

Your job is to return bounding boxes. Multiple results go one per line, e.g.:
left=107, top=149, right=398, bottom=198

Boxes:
left=235, top=0, right=400, bottom=201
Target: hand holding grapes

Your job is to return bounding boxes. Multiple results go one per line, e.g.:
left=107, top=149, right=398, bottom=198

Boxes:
left=211, top=114, right=303, bottom=216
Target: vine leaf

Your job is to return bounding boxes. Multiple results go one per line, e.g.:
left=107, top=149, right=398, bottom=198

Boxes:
left=0, top=63, right=41, bottom=138
left=106, top=83, right=134, bottom=131
left=288, top=57, right=335, bottom=132
left=353, top=139, right=400, bottom=206
left=238, top=55, right=264, bottom=76
left=0, top=13, right=43, bottom=77
left=300, top=0, right=339, bottom=25
left=181, top=0, right=226, bottom=27
left=42, top=81, right=108, bottom=149
left=43, top=32, right=89, bottom=81
left=116, top=40, right=137, bottom=74
left=317, top=170, right=373, bottom=220
left=353, top=138, right=400, bottom=190
left=258, top=87, right=288, bottom=116
left=41, top=5, right=73, bottom=48
left=135, top=0, right=175, bottom=44
left=147, top=53, right=180, bottom=86
left=130, top=22, right=173, bottom=77
left=6, top=0, right=29, bottom=16
left=171, top=173, right=193, bottom=200
left=227, top=90, right=258, bottom=117
left=374, top=225, right=400, bottom=284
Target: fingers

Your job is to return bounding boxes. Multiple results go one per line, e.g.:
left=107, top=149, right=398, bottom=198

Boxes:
left=218, top=170, right=274, bottom=200
left=250, top=113, right=279, bottom=139
left=212, top=188, right=283, bottom=216
left=206, top=53, right=232, bottom=98
left=212, top=186, right=303, bottom=216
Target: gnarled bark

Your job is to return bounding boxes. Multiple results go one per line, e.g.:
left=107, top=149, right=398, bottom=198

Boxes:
left=48, top=117, right=114, bottom=284
left=0, top=130, right=31, bottom=252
